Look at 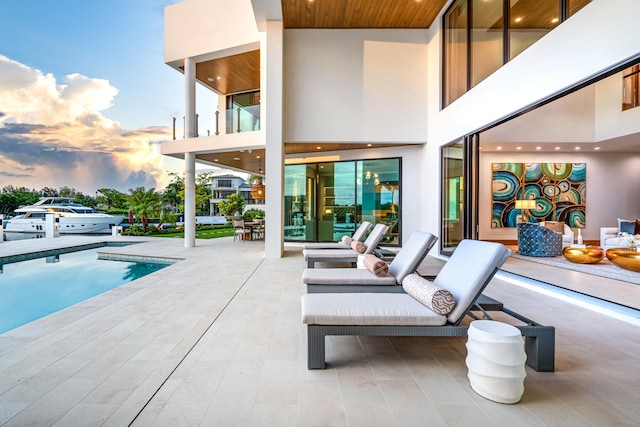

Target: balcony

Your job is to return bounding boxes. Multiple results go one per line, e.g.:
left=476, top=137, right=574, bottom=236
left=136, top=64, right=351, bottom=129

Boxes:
left=172, top=105, right=260, bottom=140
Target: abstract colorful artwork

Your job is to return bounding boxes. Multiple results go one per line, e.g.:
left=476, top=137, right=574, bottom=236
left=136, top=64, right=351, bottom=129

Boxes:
left=491, top=163, right=586, bottom=228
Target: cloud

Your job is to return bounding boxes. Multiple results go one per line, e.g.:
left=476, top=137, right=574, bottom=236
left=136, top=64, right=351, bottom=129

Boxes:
left=0, top=55, right=173, bottom=193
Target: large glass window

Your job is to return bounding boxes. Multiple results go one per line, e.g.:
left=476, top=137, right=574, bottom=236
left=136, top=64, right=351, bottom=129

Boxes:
left=284, top=164, right=316, bottom=241
left=622, top=65, right=639, bottom=111
left=284, top=158, right=401, bottom=244
left=443, top=0, right=592, bottom=107
left=509, top=0, right=560, bottom=60
left=444, top=0, right=468, bottom=107
left=471, top=0, right=503, bottom=87
left=357, top=159, right=400, bottom=245
left=441, top=143, right=464, bottom=255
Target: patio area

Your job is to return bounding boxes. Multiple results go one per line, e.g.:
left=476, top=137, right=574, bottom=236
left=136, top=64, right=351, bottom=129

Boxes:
left=0, top=235, right=639, bottom=426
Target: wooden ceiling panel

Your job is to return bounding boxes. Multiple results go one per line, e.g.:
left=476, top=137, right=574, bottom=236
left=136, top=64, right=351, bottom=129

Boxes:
left=193, top=50, right=260, bottom=95
left=281, top=0, right=448, bottom=29
left=195, top=143, right=421, bottom=175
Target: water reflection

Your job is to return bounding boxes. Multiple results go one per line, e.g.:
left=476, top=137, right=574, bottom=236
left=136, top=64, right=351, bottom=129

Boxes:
left=123, top=262, right=167, bottom=281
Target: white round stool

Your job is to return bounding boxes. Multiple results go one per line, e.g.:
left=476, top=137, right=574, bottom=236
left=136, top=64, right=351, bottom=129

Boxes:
left=465, top=320, right=527, bottom=404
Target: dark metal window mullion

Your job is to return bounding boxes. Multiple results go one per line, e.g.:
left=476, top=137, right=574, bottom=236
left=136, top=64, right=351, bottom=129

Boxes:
left=503, top=0, right=510, bottom=64
left=466, top=0, right=472, bottom=92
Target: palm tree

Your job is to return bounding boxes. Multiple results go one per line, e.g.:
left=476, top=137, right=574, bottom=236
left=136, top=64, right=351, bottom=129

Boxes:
left=127, top=187, right=162, bottom=231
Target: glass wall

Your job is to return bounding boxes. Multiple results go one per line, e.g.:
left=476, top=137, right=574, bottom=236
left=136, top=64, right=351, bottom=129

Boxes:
left=441, top=143, right=464, bottom=255
left=284, top=164, right=316, bottom=241
left=443, top=0, right=592, bottom=107
left=444, top=0, right=468, bottom=107
left=471, top=0, right=503, bottom=87
left=284, top=158, right=401, bottom=245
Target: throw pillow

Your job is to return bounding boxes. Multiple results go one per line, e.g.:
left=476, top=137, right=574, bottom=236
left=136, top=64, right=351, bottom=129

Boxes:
left=351, top=240, right=366, bottom=253
left=362, top=254, right=389, bottom=277
left=543, top=221, right=565, bottom=234
left=402, top=274, right=456, bottom=315
left=341, top=235, right=353, bottom=245
left=618, top=218, right=635, bottom=235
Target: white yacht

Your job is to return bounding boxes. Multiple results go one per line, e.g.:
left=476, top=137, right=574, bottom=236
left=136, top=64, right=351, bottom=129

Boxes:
left=4, top=197, right=125, bottom=234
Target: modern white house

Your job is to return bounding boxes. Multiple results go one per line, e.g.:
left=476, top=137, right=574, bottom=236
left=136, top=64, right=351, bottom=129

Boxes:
left=161, top=0, right=640, bottom=258
left=210, top=174, right=265, bottom=215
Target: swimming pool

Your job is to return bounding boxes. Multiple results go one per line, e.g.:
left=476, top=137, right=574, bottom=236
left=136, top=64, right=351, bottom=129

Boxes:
left=0, top=246, right=172, bottom=334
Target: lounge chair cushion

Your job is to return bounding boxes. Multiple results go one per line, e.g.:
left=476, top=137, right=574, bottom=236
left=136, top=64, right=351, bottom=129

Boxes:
left=387, top=231, right=438, bottom=284
left=351, top=240, right=366, bottom=253
left=433, top=240, right=511, bottom=324
left=402, top=274, right=456, bottom=315
left=342, top=236, right=353, bottom=245
left=302, top=268, right=396, bottom=285
left=363, top=254, right=389, bottom=277
left=301, top=293, right=447, bottom=326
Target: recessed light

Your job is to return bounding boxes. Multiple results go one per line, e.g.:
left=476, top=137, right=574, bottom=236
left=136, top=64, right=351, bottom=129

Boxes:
left=575, top=147, right=581, bottom=150
left=551, top=17, right=559, bottom=23
left=217, top=76, right=221, bottom=80
left=536, top=146, right=541, bottom=150
left=316, top=146, right=321, bottom=150
left=554, top=147, right=561, bottom=150
left=514, top=17, right=522, bottom=23
left=497, top=146, right=502, bottom=150
left=594, top=147, right=601, bottom=150
left=207, top=77, right=214, bottom=82
left=214, top=158, right=218, bottom=162
left=516, top=146, right=522, bottom=150
left=367, top=144, right=372, bottom=147
left=256, top=155, right=260, bottom=158
left=233, top=157, right=241, bottom=160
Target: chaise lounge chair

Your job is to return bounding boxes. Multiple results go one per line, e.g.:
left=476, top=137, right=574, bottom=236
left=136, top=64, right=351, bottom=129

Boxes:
left=303, top=223, right=389, bottom=268
left=303, top=231, right=438, bottom=293
left=302, top=221, right=372, bottom=250
left=301, top=239, right=555, bottom=372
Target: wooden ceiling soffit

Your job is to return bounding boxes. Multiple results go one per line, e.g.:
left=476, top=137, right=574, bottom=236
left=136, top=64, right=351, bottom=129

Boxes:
left=281, top=0, right=448, bottom=29
left=178, top=50, right=260, bottom=95
left=197, top=149, right=266, bottom=175
left=284, top=142, right=420, bottom=155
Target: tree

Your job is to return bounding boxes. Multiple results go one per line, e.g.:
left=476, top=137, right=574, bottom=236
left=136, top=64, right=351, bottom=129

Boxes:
left=162, top=172, right=184, bottom=213
left=96, top=188, right=127, bottom=211
left=218, top=193, right=245, bottom=217
left=127, top=187, right=162, bottom=231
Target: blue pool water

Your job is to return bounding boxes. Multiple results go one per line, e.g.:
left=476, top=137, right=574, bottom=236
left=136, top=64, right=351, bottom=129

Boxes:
left=0, top=247, right=170, bottom=334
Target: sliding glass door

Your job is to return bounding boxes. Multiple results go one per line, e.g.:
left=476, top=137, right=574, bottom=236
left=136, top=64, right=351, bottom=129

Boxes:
left=285, top=158, right=401, bottom=244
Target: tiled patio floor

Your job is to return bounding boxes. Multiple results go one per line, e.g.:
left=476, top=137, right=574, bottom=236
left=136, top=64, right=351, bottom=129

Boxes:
left=0, top=235, right=639, bottom=426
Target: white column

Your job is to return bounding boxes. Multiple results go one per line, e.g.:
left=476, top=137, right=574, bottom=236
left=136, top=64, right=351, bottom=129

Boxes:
left=263, top=21, right=284, bottom=258
left=184, top=57, right=196, bottom=248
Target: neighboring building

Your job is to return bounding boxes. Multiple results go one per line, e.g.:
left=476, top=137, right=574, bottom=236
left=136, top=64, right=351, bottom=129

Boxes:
left=162, top=0, right=640, bottom=258
left=210, top=174, right=265, bottom=215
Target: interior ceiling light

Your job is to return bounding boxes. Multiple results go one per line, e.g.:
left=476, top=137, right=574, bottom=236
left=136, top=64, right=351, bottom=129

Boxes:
left=367, top=144, right=372, bottom=147
left=594, top=147, right=601, bottom=150
left=575, top=147, right=581, bottom=150
left=536, top=147, right=541, bottom=150
left=316, top=146, right=322, bottom=150
left=233, top=157, right=241, bottom=160
left=551, top=17, right=559, bottom=23
left=497, top=146, right=502, bottom=150
left=207, top=77, right=214, bottom=82
left=256, top=155, right=260, bottom=158
left=516, top=146, right=522, bottom=150
left=554, top=147, right=561, bottom=150
left=514, top=17, right=522, bottom=23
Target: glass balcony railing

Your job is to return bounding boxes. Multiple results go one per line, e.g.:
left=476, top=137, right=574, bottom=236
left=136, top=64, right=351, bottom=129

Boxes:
left=171, top=105, right=261, bottom=139
left=226, top=105, right=261, bottom=134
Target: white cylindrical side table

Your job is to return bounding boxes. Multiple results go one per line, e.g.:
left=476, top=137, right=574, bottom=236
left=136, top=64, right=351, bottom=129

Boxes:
left=465, top=320, right=527, bottom=404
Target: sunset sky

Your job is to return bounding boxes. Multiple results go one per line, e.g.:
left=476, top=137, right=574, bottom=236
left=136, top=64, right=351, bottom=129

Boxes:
left=0, top=0, right=215, bottom=195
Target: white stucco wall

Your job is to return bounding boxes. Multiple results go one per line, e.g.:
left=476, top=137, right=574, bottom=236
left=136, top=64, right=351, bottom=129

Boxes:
left=283, top=29, right=429, bottom=143
left=164, top=0, right=260, bottom=64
